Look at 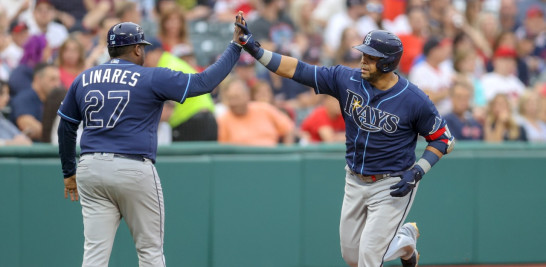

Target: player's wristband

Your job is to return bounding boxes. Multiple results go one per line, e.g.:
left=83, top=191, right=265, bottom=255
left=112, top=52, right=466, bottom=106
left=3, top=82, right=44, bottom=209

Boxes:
left=415, top=149, right=440, bottom=174
left=230, top=40, right=243, bottom=49
left=256, top=49, right=281, bottom=73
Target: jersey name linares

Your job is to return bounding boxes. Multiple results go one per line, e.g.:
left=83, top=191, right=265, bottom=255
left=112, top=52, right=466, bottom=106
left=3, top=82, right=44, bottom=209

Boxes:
left=344, top=89, right=400, bottom=133
left=81, top=68, right=141, bottom=87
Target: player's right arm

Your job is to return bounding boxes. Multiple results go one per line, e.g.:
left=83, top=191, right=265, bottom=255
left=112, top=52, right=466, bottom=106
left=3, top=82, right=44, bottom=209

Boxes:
left=235, top=14, right=338, bottom=97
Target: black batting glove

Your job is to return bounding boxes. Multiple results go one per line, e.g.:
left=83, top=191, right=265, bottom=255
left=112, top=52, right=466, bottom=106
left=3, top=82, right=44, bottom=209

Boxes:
left=235, top=18, right=262, bottom=58
left=389, top=166, right=424, bottom=197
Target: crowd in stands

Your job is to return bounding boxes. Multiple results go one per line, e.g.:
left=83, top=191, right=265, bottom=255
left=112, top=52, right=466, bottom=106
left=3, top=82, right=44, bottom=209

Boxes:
left=0, top=0, right=545, bottom=147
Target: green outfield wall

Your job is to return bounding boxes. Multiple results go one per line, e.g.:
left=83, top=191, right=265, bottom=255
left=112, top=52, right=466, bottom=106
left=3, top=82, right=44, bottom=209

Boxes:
left=1, top=142, right=545, bottom=267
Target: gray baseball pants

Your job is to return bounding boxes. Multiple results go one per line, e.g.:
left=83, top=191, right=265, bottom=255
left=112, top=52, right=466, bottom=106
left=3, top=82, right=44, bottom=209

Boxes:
left=340, top=166, right=419, bottom=267
left=77, top=153, right=165, bottom=267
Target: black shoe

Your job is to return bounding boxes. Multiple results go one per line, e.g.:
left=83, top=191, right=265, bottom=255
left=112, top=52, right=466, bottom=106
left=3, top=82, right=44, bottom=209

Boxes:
left=401, top=251, right=419, bottom=267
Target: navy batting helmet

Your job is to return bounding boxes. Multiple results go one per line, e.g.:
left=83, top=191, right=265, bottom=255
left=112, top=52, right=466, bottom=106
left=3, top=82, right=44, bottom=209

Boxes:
left=353, top=30, right=403, bottom=73
left=107, top=22, right=151, bottom=48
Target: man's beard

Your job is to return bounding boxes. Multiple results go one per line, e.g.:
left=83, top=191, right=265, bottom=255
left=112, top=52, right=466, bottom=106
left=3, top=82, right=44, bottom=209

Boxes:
left=361, top=70, right=382, bottom=84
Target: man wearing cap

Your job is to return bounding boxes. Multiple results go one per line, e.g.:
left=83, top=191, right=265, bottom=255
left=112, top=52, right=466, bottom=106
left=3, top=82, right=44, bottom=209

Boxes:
left=481, top=46, right=526, bottom=105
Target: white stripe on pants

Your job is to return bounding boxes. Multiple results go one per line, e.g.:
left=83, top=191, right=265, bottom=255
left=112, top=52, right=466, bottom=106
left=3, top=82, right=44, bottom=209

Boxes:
left=340, top=167, right=418, bottom=267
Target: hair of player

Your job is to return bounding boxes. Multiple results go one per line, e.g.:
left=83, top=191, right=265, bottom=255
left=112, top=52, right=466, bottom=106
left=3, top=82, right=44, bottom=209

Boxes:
left=32, top=62, right=55, bottom=80
left=108, top=45, right=136, bottom=58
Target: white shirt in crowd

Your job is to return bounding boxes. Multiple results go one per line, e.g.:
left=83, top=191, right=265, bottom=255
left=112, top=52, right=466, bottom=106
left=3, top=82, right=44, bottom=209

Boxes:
left=408, top=60, right=455, bottom=115
left=25, top=15, right=68, bottom=49
left=481, top=72, right=526, bottom=102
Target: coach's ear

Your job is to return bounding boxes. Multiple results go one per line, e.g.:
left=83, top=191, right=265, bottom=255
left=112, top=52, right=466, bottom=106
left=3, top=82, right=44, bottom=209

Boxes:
left=134, top=44, right=144, bottom=57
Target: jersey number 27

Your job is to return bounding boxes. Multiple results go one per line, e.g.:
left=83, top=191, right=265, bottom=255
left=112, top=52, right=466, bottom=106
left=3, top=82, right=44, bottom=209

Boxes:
left=84, top=90, right=130, bottom=128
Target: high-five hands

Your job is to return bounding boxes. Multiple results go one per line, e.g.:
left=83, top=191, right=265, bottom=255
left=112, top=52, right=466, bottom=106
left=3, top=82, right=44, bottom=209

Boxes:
left=233, top=11, right=261, bottom=57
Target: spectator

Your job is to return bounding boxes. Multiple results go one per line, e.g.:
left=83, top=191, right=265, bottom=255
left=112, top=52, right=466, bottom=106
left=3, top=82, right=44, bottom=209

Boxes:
left=481, top=46, right=526, bottom=106
left=444, top=82, right=484, bottom=140
left=251, top=0, right=297, bottom=55
left=289, top=0, right=323, bottom=64
left=300, top=95, right=345, bottom=143
left=441, top=5, right=464, bottom=39
left=498, top=0, right=519, bottom=32
left=397, top=7, right=428, bottom=75
left=45, top=87, right=82, bottom=145
left=359, top=0, right=385, bottom=33
left=217, top=78, right=295, bottom=146
left=334, top=26, right=362, bottom=66
left=213, top=0, right=255, bottom=23
left=9, top=20, right=29, bottom=48
left=157, top=6, right=191, bottom=54
left=477, top=11, right=501, bottom=54
left=323, top=0, right=368, bottom=56
left=464, top=0, right=483, bottom=29
left=116, top=1, right=141, bottom=26
left=9, top=63, right=60, bottom=141
left=0, top=80, right=32, bottom=146
left=383, top=0, right=426, bottom=35
left=26, top=0, right=68, bottom=49
left=484, top=93, right=527, bottom=142
left=517, top=90, right=546, bottom=142
left=8, top=34, right=48, bottom=99
left=515, top=5, right=546, bottom=74
left=488, top=31, right=530, bottom=86
left=453, top=49, right=487, bottom=109
left=85, top=16, right=120, bottom=67
left=41, top=87, right=66, bottom=143
left=0, top=27, right=21, bottom=81
left=426, top=0, right=450, bottom=37
left=249, top=79, right=296, bottom=123
left=451, top=32, right=487, bottom=78
left=409, top=37, right=455, bottom=115
left=233, top=52, right=259, bottom=89
left=310, top=0, right=345, bottom=28
left=80, top=0, right=116, bottom=32
left=48, top=0, right=87, bottom=32
left=57, top=35, right=86, bottom=89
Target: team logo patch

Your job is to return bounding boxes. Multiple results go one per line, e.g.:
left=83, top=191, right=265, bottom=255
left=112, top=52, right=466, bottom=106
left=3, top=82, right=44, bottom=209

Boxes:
left=344, top=89, right=400, bottom=133
left=429, top=116, right=442, bottom=134
left=364, top=33, right=372, bottom=45
left=110, top=34, right=115, bottom=40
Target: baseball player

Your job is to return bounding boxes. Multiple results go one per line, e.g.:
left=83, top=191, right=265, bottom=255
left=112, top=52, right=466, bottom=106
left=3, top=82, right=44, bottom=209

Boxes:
left=58, top=16, right=244, bottom=267
left=235, top=17, right=454, bottom=267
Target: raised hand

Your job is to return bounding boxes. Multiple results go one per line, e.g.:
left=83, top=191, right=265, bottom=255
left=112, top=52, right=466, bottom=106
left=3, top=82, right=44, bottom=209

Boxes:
left=234, top=12, right=262, bottom=57
left=233, top=11, right=244, bottom=45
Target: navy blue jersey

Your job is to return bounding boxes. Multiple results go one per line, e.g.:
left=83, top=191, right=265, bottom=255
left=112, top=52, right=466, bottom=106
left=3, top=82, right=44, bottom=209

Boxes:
left=293, top=63, right=450, bottom=175
left=58, top=59, right=193, bottom=160
left=57, top=43, right=240, bottom=164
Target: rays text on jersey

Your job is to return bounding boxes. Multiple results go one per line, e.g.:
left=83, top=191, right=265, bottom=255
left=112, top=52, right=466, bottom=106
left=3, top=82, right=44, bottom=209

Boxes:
left=82, top=69, right=141, bottom=87
left=344, top=89, right=400, bottom=133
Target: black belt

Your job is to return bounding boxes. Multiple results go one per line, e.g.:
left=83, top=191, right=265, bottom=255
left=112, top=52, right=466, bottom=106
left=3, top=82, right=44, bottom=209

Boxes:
left=82, top=153, right=147, bottom=162
left=113, top=153, right=146, bottom=162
